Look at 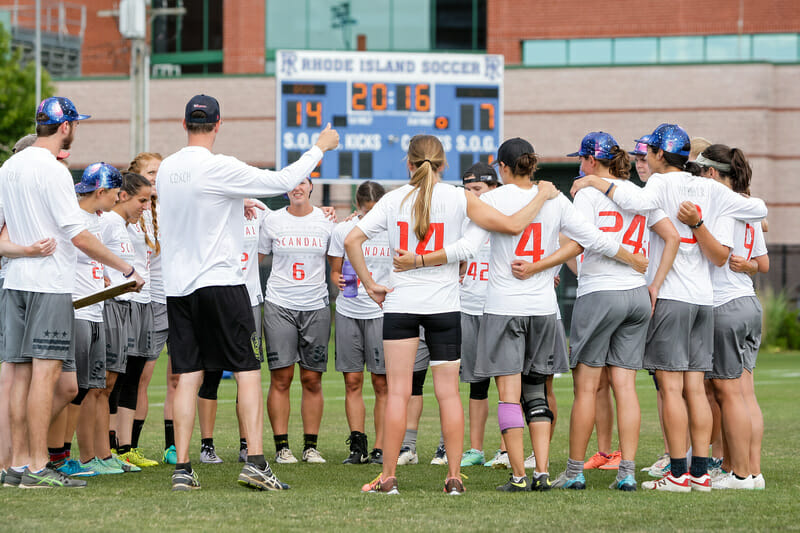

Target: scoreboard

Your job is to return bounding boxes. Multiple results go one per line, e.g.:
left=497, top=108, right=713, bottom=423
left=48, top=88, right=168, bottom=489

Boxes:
left=275, top=50, right=504, bottom=182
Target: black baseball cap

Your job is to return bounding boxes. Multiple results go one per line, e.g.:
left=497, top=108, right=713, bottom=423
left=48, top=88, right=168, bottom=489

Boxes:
left=185, top=94, right=220, bottom=124
left=462, top=161, right=498, bottom=185
left=495, top=137, right=535, bottom=168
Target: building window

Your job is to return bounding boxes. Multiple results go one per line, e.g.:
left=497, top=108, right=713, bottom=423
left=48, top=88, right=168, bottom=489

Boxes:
left=659, top=36, right=704, bottom=63
left=522, top=39, right=567, bottom=66
left=568, top=38, right=611, bottom=65
left=613, top=38, right=658, bottom=64
left=433, top=0, right=485, bottom=50
left=151, top=0, right=223, bottom=75
left=753, top=33, right=799, bottom=62
left=706, top=34, right=751, bottom=61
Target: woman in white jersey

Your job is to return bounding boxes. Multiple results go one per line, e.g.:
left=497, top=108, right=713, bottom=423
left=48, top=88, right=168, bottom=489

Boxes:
left=543, top=132, right=677, bottom=491
left=411, top=137, right=648, bottom=491
left=347, top=134, right=563, bottom=495
left=96, top=172, right=153, bottom=474
left=329, top=181, right=390, bottom=465
left=571, top=123, right=767, bottom=492
left=458, top=162, right=499, bottom=468
left=261, top=177, right=334, bottom=464
left=680, top=144, right=768, bottom=490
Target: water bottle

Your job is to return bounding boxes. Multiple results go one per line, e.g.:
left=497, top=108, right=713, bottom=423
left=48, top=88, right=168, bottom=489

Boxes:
left=342, top=259, right=359, bottom=298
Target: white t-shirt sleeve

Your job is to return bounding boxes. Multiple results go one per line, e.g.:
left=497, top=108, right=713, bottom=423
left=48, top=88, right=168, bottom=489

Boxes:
left=47, top=172, right=86, bottom=239
left=712, top=183, right=768, bottom=222
left=559, top=195, right=620, bottom=258
left=611, top=174, right=666, bottom=212
left=752, top=223, right=768, bottom=258
left=258, top=217, right=273, bottom=255
left=647, top=208, right=668, bottom=227
left=356, top=196, right=389, bottom=240
left=711, top=216, right=735, bottom=250
left=209, top=146, right=323, bottom=199
left=328, top=223, right=346, bottom=258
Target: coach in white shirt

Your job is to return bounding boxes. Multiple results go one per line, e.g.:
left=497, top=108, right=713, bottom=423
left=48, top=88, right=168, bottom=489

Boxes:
left=156, top=94, right=339, bottom=492
left=0, top=97, right=143, bottom=489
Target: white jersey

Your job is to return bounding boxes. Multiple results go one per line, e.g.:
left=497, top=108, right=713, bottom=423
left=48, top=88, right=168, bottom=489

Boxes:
left=127, top=217, right=153, bottom=304
left=460, top=226, right=491, bottom=316
left=712, top=217, right=767, bottom=307
left=242, top=208, right=271, bottom=306
left=0, top=147, right=86, bottom=293
left=573, top=179, right=664, bottom=298
left=357, top=182, right=468, bottom=314
left=156, top=145, right=323, bottom=297
left=99, top=211, right=135, bottom=302
left=463, top=185, right=620, bottom=317
left=260, top=206, right=333, bottom=311
left=145, top=207, right=165, bottom=305
left=329, top=217, right=391, bottom=320
left=610, top=171, right=767, bottom=305
left=73, top=210, right=105, bottom=322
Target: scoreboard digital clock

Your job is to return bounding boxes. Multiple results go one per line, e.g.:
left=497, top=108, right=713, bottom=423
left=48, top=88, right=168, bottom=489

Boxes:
left=275, top=50, right=504, bottom=182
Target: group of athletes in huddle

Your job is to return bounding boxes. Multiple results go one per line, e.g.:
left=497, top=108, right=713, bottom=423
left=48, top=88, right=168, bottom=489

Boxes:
left=0, top=93, right=768, bottom=495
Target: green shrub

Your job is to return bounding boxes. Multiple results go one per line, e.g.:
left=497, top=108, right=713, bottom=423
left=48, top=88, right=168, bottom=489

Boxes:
left=760, top=288, right=800, bottom=351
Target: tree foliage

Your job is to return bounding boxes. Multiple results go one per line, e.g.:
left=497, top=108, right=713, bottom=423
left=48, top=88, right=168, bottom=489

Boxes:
left=0, top=23, right=55, bottom=159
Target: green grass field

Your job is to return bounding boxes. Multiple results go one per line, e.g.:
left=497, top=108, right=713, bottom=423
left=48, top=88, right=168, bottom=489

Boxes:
left=3, top=350, right=799, bottom=532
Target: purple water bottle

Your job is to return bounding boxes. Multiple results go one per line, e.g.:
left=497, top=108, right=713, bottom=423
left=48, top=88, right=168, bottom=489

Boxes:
left=342, top=259, right=359, bottom=298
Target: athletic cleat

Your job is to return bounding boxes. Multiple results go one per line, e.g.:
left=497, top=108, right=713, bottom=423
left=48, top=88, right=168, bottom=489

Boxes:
left=162, top=445, right=177, bottom=465
left=642, top=473, right=691, bottom=492
left=645, top=453, right=670, bottom=477
left=710, top=467, right=729, bottom=484
left=489, top=451, right=510, bottom=469
left=302, top=448, right=326, bottom=463
left=484, top=449, right=503, bottom=468
left=171, top=468, right=200, bottom=491
left=343, top=433, right=369, bottom=465
left=0, top=469, right=4, bottom=485
left=111, top=454, right=141, bottom=473
left=20, top=467, right=87, bottom=489
left=690, top=473, right=712, bottom=492
left=398, top=446, right=419, bottom=465
left=552, top=471, right=586, bottom=490
left=361, top=474, right=399, bottom=494
left=275, top=448, right=299, bottom=464
left=120, top=449, right=159, bottom=467
left=496, top=474, right=530, bottom=492
left=57, top=459, right=98, bottom=477
left=239, top=447, right=248, bottom=463
left=3, top=468, right=23, bottom=487
left=238, top=462, right=289, bottom=491
left=86, top=457, right=124, bottom=475
left=369, top=448, right=383, bottom=464
left=524, top=453, right=537, bottom=470
left=752, top=473, right=765, bottom=490
left=599, top=450, right=621, bottom=470
left=531, top=472, right=553, bottom=491
left=712, top=472, right=754, bottom=490
left=200, top=444, right=224, bottom=464
left=708, top=457, right=723, bottom=472
left=430, top=444, right=447, bottom=465
left=584, top=451, right=611, bottom=470
left=610, top=474, right=637, bottom=491
left=460, top=448, right=485, bottom=467
left=444, top=477, right=465, bottom=495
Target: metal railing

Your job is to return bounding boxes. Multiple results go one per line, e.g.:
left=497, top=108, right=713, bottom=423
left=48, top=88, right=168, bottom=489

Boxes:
left=2, top=1, right=86, bottom=40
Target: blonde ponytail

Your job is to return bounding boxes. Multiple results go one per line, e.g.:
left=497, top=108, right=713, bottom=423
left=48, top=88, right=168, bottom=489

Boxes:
left=403, top=135, right=446, bottom=240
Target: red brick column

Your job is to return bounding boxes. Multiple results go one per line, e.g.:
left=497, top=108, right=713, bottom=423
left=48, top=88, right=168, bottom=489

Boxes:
left=223, top=0, right=265, bottom=74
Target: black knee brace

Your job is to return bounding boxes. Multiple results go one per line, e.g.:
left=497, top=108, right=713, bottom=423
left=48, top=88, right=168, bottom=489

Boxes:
left=71, top=387, right=89, bottom=406
left=469, top=379, right=490, bottom=400
left=118, top=356, right=146, bottom=410
left=109, top=377, right=123, bottom=415
left=411, top=368, right=427, bottom=396
left=199, top=370, right=223, bottom=401
left=521, top=373, right=553, bottom=424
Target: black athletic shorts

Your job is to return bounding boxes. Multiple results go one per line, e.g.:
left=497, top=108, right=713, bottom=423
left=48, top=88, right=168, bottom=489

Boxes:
left=383, top=312, right=461, bottom=362
left=167, top=285, right=262, bottom=374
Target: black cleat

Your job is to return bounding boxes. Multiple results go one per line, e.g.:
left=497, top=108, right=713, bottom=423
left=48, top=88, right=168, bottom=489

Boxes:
left=497, top=474, right=531, bottom=492
left=343, top=432, right=369, bottom=464
left=368, top=448, right=383, bottom=464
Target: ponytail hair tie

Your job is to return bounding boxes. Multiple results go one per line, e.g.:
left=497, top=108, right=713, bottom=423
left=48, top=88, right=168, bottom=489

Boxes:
left=422, top=159, right=432, bottom=165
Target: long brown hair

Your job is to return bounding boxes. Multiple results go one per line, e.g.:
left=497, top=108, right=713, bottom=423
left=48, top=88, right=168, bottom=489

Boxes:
left=403, top=135, right=446, bottom=240
left=128, top=152, right=163, bottom=254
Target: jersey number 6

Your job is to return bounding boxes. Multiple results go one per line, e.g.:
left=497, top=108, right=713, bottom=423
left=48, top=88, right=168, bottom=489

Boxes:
left=292, top=262, right=305, bottom=280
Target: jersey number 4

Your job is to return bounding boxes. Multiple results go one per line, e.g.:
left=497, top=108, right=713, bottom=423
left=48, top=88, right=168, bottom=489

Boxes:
left=599, top=211, right=646, bottom=254
left=397, top=222, right=444, bottom=254
left=515, top=223, right=544, bottom=262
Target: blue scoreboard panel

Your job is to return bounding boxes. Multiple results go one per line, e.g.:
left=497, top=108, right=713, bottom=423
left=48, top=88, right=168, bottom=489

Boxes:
left=275, top=50, right=504, bottom=182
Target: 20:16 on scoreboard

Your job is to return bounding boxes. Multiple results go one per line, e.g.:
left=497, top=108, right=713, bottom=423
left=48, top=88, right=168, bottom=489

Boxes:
left=276, top=50, right=504, bottom=182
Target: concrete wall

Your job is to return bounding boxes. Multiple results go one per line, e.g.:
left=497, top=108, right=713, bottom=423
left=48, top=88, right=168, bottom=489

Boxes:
left=57, top=62, right=800, bottom=244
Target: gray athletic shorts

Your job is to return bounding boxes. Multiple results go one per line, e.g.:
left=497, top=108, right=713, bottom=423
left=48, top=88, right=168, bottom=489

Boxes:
left=3, top=289, right=75, bottom=365
left=335, top=312, right=385, bottom=374
left=415, top=327, right=430, bottom=371
left=553, top=318, right=569, bottom=374
left=644, top=299, right=713, bottom=372
left=103, top=300, right=130, bottom=374
left=570, top=287, right=651, bottom=370
left=128, top=301, right=154, bottom=358
left=475, top=313, right=558, bottom=378
left=263, top=299, right=330, bottom=372
left=148, top=302, right=168, bottom=360
left=708, top=296, right=762, bottom=379
left=74, top=319, right=106, bottom=389
left=460, top=313, right=482, bottom=383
